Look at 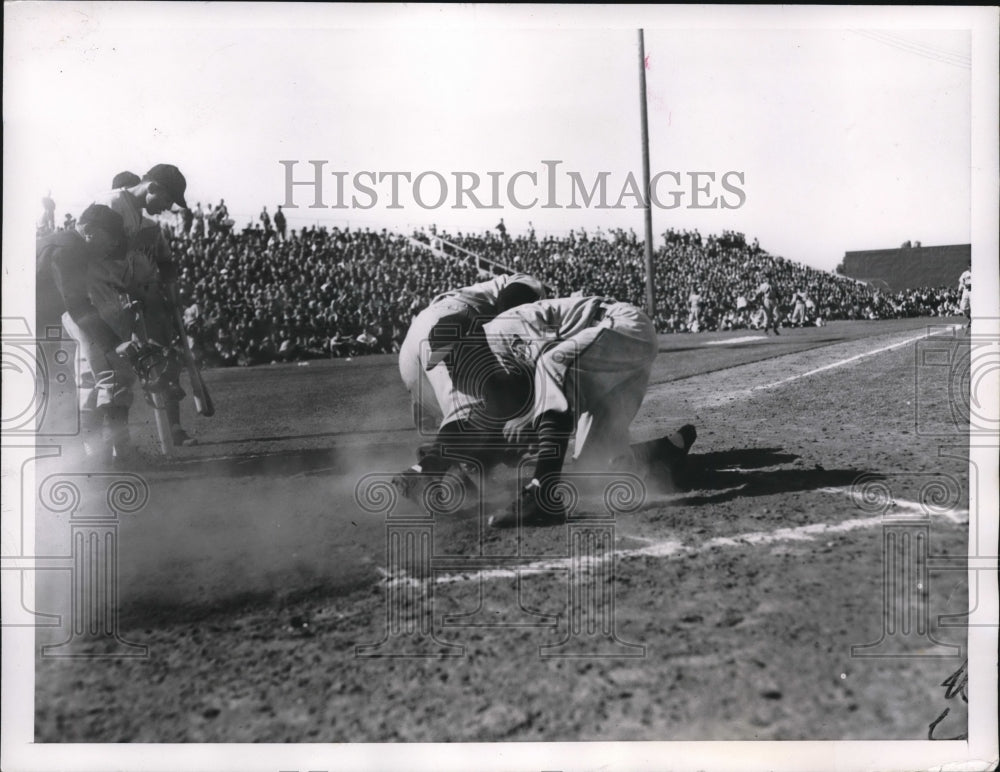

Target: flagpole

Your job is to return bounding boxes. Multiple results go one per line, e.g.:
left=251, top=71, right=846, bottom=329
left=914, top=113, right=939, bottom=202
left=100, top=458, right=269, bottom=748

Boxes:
left=638, top=29, right=656, bottom=320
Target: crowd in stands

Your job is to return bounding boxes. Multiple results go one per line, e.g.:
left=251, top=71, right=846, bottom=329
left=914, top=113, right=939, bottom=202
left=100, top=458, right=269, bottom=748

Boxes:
left=430, top=225, right=963, bottom=333
left=38, top=195, right=965, bottom=368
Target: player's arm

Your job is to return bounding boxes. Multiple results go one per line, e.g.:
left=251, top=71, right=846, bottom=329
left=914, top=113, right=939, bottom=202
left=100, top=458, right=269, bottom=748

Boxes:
left=151, top=226, right=179, bottom=284
left=134, top=223, right=178, bottom=284
left=51, top=250, right=123, bottom=355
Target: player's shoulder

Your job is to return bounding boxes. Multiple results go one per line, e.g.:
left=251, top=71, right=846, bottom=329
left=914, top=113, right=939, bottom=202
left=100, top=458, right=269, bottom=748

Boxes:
left=37, top=228, right=87, bottom=255
left=93, top=188, right=132, bottom=208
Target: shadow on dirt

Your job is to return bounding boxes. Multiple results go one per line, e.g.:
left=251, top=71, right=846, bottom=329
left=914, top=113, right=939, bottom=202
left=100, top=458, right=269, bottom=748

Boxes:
left=154, top=442, right=414, bottom=481
left=672, top=446, right=882, bottom=506
left=689, top=447, right=800, bottom=470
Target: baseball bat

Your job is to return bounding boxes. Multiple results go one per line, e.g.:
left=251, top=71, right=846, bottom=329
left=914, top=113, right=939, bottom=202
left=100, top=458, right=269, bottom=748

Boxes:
left=167, top=284, right=215, bottom=417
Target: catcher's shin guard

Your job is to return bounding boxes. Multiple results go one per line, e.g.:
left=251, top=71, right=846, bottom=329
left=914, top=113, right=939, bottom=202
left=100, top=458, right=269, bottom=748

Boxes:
left=81, top=409, right=112, bottom=468
left=104, top=406, right=138, bottom=468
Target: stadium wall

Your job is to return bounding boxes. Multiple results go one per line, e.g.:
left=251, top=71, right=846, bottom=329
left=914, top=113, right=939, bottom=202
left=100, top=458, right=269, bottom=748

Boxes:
left=841, top=244, right=970, bottom=291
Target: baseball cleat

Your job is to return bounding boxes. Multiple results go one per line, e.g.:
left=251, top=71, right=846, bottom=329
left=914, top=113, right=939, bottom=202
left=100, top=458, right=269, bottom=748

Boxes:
left=489, top=482, right=566, bottom=529
left=392, top=463, right=479, bottom=515
left=647, top=423, right=697, bottom=491
left=391, top=467, right=427, bottom=503
left=172, top=427, right=197, bottom=446
left=424, top=465, right=479, bottom=515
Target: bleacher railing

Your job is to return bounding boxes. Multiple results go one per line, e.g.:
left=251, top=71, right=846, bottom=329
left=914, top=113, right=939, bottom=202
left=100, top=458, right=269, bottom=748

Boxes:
left=408, top=233, right=514, bottom=279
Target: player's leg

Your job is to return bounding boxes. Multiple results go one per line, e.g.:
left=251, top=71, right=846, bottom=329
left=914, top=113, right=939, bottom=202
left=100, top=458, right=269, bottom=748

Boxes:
left=491, top=319, right=658, bottom=528
left=65, top=312, right=137, bottom=466
left=568, top=328, right=657, bottom=471
left=765, top=301, right=779, bottom=334
left=61, top=313, right=111, bottom=465
left=398, top=303, right=457, bottom=433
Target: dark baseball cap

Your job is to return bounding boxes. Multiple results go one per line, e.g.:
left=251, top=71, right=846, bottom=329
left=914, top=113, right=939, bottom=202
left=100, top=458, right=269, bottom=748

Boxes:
left=78, top=204, right=126, bottom=242
left=112, top=170, right=141, bottom=189
left=495, top=276, right=547, bottom=313
left=142, top=163, right=188, bottom=208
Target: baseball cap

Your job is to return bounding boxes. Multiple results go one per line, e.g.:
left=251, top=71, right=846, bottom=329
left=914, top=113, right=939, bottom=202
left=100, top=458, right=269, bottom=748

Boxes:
left=77, top=204, right=126, bottom=242
left=496, top=276, right=548, bottom=313
left=112, top=170, right=141, bottom=189
left=142, top=163, right=188, bottom=208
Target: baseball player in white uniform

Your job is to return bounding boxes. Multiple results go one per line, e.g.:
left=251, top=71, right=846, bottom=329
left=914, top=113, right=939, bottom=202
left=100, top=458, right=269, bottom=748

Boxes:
left=754, top=274, right=780, bottom=335
left=93, top=164, right=193, bottom=446
left=418, top=296, right=696, bottom=527
left=687, top=286, right=703, bottom=332
left=958, top=264, right=971, bottom=329
left=789, top=289, right=807, bottom=327
left=397, top=272, right=548, bottom=436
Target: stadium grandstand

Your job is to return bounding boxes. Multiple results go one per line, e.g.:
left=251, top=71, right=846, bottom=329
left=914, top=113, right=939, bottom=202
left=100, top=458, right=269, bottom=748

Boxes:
left=37, top=206, right=965, bottom=368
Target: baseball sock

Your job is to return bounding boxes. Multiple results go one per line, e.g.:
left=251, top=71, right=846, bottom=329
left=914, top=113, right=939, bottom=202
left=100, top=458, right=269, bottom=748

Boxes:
left=530, top=411, right=574, bottom=486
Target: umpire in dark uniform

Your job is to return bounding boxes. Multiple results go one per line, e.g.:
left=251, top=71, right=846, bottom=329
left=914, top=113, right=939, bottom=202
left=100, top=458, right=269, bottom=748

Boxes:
left=36, top=204, right=141, bottom=465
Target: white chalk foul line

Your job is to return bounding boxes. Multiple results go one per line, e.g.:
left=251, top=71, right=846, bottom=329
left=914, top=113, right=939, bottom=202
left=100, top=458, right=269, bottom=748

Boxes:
left=818, top=487, right=969, bottom=524
left=705, top=335, right=768, bottom=345
left=751, top=324, right=964, bottom=393
left=381, top=486, right=966, bottom=588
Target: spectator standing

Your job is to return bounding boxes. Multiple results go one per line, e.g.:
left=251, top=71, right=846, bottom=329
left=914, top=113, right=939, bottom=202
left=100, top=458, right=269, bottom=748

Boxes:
left=274, top=205, right=286, bottom=241
left=41, top=191, right=56, bottom=233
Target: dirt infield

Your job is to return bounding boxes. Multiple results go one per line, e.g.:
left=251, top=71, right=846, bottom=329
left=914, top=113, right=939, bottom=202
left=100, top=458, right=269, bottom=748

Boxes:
left=33, top=318, right=971, bottom=742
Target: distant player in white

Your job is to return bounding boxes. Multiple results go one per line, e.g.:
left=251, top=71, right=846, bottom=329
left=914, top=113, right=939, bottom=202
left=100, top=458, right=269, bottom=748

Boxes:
left=958, top=263, right=971, bottom=329
left=790, top=289, right=807, bottom=327
left=398, top=273, right=547, bottom=435
left=804, top=291, right=818, bottom=326
left=754, top=274, right=780, bottom=335
left=687, top=286, right=703, bottom=332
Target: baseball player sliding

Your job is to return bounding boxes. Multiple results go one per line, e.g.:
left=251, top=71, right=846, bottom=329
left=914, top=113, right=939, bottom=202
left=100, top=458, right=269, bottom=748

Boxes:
left=400, top=294, right=696, bottom=528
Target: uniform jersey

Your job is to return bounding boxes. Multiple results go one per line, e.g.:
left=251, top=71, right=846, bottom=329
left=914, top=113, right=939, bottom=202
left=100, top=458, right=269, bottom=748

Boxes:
left=756, top=282, right=776, bottom=303
left=93, top=189, right=174, bottom=282
left=482, top=296, right=652, bottom=368
left=92, top=189, right=177, bottom=344
left=37, top=231, right=134, bottom=412
left=482, top=296, right=658, bottom=466
left=959, top=269, right=972, bottom=315
left=36, top=230, right=122, bottom=353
